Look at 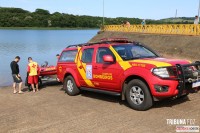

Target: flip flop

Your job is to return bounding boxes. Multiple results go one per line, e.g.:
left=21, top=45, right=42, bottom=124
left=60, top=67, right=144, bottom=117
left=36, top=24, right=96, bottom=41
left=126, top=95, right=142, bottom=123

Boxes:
left=13, top=91, right=18, bottom=94
left=18, top=91, right=24, bottom=94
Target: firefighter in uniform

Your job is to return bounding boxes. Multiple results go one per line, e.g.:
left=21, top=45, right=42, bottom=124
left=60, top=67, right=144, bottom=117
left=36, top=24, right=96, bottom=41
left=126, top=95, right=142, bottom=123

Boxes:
left=27, top=57, right=40, bottom=92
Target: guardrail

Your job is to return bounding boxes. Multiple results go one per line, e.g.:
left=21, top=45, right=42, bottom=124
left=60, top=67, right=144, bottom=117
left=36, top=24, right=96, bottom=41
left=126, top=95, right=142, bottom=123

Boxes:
left=101, top=24, right=200, bottom=36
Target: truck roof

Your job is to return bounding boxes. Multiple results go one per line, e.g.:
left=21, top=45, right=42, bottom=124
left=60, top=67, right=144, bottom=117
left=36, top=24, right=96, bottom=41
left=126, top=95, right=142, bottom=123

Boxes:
left=64, top=38, right=138, bottom=51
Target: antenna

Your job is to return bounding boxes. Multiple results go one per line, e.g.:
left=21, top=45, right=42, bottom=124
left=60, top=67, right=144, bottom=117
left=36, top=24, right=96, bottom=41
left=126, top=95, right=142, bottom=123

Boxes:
left=103, top=0, right=105, bottom=26
left=175, top=9, right=177, bottom=18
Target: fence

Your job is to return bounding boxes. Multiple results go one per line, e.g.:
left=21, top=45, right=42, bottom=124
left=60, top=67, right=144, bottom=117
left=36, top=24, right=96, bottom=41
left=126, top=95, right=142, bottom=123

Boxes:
left=101, top=24, right=200, bottom=36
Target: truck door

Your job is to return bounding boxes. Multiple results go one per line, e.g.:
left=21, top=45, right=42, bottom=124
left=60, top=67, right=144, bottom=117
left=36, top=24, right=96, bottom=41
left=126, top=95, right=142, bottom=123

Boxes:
left=92, top=47, right=123, bottom=91
left=77, top=47, right=95, bottom=87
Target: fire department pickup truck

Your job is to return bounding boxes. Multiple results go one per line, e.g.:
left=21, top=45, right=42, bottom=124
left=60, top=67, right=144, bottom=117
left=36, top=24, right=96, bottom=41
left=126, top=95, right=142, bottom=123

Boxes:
left=57, top=38, right=200, bottom=111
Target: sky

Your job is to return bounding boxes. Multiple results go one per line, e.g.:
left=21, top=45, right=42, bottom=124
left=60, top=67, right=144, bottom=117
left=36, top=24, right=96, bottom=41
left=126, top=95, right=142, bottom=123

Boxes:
left=0, top=0, right=199, bottom=20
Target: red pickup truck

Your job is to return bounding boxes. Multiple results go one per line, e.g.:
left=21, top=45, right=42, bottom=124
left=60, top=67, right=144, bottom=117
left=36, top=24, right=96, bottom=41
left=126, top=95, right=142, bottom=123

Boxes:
left=57, top=38, right=200, bottom=111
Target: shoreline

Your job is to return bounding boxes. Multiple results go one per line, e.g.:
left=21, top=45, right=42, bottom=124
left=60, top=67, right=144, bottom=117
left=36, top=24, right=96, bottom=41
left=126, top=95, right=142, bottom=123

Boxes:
left=0, top=85, right=11, bottom=88
left=0, top=84, right=12, bottom=89
left=0, top=27, right=99, bottom=30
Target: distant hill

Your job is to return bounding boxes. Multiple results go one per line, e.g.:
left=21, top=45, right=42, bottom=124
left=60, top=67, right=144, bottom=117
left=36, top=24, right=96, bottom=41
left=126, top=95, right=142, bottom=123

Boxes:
left=160, top=17, right=194, bottom=24
left=0, top=7, right=195, bottom=28
left=0, top=7, right=142, bottom=28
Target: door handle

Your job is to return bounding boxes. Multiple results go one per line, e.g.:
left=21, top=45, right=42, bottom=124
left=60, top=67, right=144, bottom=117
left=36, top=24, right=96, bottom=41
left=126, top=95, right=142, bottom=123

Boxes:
left=79, top=66, right=83, bottom=69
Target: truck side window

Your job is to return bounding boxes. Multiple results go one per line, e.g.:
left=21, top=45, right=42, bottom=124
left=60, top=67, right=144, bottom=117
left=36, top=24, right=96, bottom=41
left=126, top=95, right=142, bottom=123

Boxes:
left=59, top=50, right=78, bottom=62
left=81, top=48, right=94, bottom=63
left=96, top=47, right=115, bottom=63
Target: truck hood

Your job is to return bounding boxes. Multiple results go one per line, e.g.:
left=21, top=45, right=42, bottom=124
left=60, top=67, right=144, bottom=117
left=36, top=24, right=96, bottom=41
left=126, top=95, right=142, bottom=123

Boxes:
left=130, top=58, right=191, bottom=67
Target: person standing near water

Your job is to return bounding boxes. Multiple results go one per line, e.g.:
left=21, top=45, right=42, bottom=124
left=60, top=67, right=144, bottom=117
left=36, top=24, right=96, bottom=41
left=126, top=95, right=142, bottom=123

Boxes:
left=56, top=54, right=60, bottom=60
left=27, top=57, right=40, bottom=92
left=141, top=19, right=146, bottom=26
left=194, top=16, right=199, bottom=34
left=141, top=19, right=146, bottom=32
left=10, top=56, right=23, bottom=94
left=194, top=15, right=199, bottom=24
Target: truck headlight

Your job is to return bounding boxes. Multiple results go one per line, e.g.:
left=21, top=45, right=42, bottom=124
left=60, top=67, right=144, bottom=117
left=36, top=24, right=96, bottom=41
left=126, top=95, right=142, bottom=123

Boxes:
left=152, top=68, right=170, bottom=78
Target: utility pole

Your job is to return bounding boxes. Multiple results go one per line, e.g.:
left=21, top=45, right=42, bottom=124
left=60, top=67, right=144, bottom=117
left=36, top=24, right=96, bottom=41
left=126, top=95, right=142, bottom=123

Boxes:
left=175, top=9, right=177, bottom=18
left=198, top=0, right=200, bottom=18
left=103, top=0, right=105, bottom=26
left=173, top=9, right=177, bottom=23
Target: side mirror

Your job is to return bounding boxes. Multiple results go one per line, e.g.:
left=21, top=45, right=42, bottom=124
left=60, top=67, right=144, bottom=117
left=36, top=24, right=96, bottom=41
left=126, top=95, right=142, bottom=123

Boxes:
left=103, top=55, right=114, bottom=63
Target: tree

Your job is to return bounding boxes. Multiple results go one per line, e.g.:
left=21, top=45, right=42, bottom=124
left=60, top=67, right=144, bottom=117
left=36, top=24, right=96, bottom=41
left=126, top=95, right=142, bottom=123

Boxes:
left=34, top=9, right=50, bottom=15
left=0, top=7, right=191, bottom=28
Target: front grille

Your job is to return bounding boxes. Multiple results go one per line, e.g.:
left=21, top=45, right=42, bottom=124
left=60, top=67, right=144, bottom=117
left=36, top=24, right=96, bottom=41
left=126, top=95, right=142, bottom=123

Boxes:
left=183, top=67, right=194, bottom=79
left=176, top=62, right=200, bottom=97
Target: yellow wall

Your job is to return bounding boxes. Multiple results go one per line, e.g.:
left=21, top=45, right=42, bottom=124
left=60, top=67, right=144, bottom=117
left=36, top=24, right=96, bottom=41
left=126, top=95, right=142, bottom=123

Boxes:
left=101, top=24, right=200, bottom=36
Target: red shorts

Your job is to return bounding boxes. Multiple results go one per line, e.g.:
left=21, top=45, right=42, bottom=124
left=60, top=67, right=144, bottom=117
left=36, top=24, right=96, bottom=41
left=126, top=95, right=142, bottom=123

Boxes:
left=28, top=76, right=39, bottom=84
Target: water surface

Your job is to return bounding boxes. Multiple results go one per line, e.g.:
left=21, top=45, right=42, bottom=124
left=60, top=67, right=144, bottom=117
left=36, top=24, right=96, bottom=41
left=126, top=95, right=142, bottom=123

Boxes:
left=0, top=29, right=98, bottom=87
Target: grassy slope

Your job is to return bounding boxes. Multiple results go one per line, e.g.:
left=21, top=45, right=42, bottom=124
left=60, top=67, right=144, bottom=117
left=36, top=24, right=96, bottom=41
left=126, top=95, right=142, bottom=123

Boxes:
left=160, top=17, right=194, bottom=23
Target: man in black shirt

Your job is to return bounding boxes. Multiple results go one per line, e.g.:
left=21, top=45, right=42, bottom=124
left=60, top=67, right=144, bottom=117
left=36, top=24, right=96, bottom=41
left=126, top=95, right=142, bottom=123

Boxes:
left=10, top=56, right=23, bottom=94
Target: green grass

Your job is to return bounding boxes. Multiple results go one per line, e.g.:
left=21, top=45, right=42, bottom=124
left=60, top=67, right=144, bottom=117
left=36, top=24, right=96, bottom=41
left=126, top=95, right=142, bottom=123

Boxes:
left=161, top=18, right=193, bottom=23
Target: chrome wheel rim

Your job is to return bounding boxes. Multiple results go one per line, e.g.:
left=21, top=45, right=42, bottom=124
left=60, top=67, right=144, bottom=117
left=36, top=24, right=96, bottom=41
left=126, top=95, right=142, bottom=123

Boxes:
left=67, top=80, right=73, bottom=92
left=130, top=86, right=144, bottom=105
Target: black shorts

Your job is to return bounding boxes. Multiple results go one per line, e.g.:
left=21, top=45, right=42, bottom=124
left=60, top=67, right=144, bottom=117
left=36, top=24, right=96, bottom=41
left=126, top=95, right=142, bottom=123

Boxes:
left=12, top=74, right=22, bottom=83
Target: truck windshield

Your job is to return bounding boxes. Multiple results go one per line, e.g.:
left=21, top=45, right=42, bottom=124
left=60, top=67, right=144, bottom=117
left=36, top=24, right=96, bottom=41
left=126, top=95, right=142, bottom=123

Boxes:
left=112, top=44, right=158, bottom=60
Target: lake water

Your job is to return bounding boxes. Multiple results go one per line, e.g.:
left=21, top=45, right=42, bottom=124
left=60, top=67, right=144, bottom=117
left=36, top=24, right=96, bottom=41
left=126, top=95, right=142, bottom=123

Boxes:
left=0, top=29, right=98, bottom=87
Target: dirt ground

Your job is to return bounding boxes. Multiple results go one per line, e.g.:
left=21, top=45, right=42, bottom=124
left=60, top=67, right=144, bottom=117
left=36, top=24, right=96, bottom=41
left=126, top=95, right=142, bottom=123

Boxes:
left=90, top=31, right=200, bottom=62
left=0, top=82, right=199, bottom=133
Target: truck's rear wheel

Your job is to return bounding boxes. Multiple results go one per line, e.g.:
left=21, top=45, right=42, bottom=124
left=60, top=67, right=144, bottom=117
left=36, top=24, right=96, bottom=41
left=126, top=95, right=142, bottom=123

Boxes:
left=64, top=76, right=80, bottom=96
left=125, top=79, right=153, bottom=111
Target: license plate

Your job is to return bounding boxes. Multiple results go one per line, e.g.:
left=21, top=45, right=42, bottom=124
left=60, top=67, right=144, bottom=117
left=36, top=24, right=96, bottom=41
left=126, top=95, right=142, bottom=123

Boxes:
left=192, top=80, right=200, bottom=88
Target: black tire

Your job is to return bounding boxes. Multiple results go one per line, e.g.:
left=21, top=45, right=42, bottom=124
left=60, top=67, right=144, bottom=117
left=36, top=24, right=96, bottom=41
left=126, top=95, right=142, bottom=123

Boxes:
left=177, top=93, right=189, bottom=99
left=64, top=75, right=80, bottom=96
left=125, top=79, right=153, bottom=111
left=39, top=77, right=42, bottom=87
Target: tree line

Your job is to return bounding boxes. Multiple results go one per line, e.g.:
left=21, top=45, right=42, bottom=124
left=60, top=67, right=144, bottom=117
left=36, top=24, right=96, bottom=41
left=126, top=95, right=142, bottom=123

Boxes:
left=0, top=7, right=194, bottom=28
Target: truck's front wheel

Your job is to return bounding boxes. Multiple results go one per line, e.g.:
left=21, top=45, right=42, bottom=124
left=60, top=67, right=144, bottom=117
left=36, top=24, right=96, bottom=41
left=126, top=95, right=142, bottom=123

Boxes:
left=64, top=76, right=80, bottom=96
left=125, top=79, right=153, bottom=111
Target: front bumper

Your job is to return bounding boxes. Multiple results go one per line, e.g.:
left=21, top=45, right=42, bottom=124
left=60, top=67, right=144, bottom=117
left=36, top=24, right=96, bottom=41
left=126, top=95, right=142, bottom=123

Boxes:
left=151, top=61, right=200, bottom=98
left=176, top=61, right=200, bottom=97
